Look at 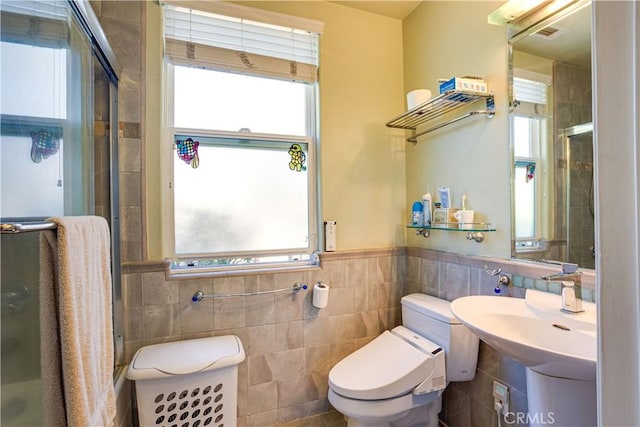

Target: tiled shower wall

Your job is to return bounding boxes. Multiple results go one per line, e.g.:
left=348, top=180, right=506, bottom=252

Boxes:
left=90, top=0, right=145, bottom=264
left=552, top=60, right=594, bottom=268
left=90, top=2, right=143, bottom=426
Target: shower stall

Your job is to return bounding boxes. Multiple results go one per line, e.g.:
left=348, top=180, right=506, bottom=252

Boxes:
left=0, top=1, right=122, bottom=425
left=563, top=122, right=595, bottom=270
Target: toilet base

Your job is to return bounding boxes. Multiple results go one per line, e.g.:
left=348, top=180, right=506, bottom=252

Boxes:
left=342, top=396, right=441, bottom=427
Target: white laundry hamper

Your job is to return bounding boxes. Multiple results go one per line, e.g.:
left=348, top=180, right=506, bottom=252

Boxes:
left=126, top=336, right=245, bottom=427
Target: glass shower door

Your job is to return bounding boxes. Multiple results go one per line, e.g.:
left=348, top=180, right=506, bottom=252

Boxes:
left=0, top=1, right=121, bottom=425
left=564, top=123, right=595, bottom=269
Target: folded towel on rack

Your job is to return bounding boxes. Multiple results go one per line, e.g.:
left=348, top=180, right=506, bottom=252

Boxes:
left=40, top=216, right=115, bottom=427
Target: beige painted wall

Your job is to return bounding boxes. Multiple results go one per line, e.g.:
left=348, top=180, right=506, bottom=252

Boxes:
left=402, top=1, right=511, bottom=259
left=513, top=50, right=553, bottom=76
left=145, top=1, right=407, bottom=258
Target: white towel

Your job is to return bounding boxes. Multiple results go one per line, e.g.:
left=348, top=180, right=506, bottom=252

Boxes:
left=40, top=216, right=116, bottom=427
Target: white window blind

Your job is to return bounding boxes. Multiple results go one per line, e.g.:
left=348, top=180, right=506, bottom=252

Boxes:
left=0, top=0, right=69, bottom=48
left=163, top=3, right=321, bottom=83
left=514, top=77, right=548, bottom=105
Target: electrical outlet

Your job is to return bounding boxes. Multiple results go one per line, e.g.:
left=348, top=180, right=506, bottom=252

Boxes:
left=493, top=380, right=509, bottom=414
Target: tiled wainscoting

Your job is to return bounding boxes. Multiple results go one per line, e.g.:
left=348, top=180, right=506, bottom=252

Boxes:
left=121, top=249, right=406, bottom=426
left=119, top=248, right=595, bottom=427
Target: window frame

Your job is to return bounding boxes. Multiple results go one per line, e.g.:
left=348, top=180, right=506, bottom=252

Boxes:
left=511, top=71, right=552, bottom=253
left=162, top=63, right=320, bottom=275
left=512, top=112, right=546, bottom=251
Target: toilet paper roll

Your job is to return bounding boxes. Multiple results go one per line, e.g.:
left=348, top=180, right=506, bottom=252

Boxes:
left=406, top=89, right=432, bottom=110
left=312, top=282, right=329, bottom=309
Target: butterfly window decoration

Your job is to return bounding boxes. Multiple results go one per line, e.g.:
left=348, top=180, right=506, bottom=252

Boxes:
left=175, top=137, right=200, bottom=168
left=525, top=162, right=535, bottom=182
left=30, top=129, right=60, bottom=163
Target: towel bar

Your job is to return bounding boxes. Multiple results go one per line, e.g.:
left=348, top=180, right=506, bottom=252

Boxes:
left=192, top=282, right=308, bottom=302
left=1, top=221, right=57, bottom=234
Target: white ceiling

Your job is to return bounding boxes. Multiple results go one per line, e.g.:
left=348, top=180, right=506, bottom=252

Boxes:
left=513, top=4, right=591, bottom=68
left=330, top=1, right=422, bottom=20
left=328, top=1, right=591, bottom=68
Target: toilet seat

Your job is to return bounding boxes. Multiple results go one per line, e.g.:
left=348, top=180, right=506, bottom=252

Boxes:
left=328, top=326, right=443, bottom=401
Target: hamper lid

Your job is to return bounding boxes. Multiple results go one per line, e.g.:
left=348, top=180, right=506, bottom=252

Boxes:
left=126, top=335, right=245, bottom=380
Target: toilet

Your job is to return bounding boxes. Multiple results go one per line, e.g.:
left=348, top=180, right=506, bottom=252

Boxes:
left=328, top=293, right=479, bottom=427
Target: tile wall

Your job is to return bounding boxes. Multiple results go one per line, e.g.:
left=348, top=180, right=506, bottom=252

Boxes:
left=122, top=250, right=406, bottom=426
left=89, top=1, right=144, bottom=425
left=405, top=247, right=595, bottom=427
left=553, top=60, right=594, bottom=269
left=121, top=247, right=596, bottom=427
left=405, top=250, right=529, bottom=427
left=90, top=0, right=145, bottom=264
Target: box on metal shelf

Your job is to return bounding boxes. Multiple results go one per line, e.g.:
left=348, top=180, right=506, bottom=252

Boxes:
left=439, top=77, right=488, bottom=94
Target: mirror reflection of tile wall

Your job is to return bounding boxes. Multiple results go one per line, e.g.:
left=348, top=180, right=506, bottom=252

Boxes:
left=553, top=61, right=594, bottom=268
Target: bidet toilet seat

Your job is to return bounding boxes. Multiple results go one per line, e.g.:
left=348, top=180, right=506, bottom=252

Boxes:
left=328, top=326, right=444, bottom=401
left=327, top=387, right=441, bottom=422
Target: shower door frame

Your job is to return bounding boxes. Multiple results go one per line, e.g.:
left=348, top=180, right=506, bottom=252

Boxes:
left=563, top=121, right=594, bottom=269
left=67, top=0, right=124, bottom=371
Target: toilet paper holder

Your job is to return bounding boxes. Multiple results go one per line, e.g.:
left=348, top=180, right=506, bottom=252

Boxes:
left=312, top=282, right=329, bottom=309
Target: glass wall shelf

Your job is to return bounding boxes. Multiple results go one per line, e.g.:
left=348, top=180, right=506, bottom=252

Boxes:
left=386, top=90, right=495, bottom=144
left=407, top=223, right=496, bottom=243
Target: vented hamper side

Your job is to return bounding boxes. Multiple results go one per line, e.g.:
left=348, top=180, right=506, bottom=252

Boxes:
left=135, top=365, right=238, bottom=427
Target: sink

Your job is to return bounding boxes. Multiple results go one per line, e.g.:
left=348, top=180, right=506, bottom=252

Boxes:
left=450, top=289, right=596, bottom=380
left=451, top=289, right=597, bottom=426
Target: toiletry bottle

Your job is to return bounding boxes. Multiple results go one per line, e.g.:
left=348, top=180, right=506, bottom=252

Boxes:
left=438, top=187, right=451, bottom=209
left=422, top=193, right=432, bottom=226
left=411, top=201, right=423, bottom=226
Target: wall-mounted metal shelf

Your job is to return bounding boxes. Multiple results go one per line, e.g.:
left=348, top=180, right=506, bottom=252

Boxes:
left=386, top=90, right=495, bottom=144
left=407, top=223, right=496, bottom=243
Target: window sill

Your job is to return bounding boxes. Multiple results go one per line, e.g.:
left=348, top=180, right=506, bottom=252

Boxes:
left=165, top=259, right=321, bottom=280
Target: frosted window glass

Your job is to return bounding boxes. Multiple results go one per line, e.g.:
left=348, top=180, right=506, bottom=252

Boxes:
left=1, top=42, right=66, bottom=119
left=1, top=135, right=64, bottom=218
left=513, top=116, right=532, bottom=158
left=1, top=41, right=68, bottom=219
left=514, top=164, right=535, bottom=239
left=173, top=66, right=307, bottom=136
left=173, top=139, right=309, bottom=255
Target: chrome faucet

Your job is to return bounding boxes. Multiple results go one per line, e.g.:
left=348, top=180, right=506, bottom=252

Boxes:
left=542, top=263, right=584, bottom=313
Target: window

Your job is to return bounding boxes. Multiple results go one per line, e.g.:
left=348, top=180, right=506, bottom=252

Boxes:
left=513, top=116, right=539, bottom=240
left=163, top=2, right=323, bottom=274
left=512, top=76, right=549, bottom=250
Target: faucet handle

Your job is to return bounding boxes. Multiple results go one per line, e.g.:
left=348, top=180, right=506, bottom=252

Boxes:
left=561, top=263, right=579, bottom=275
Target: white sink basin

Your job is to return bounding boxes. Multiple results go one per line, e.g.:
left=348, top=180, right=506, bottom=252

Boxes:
left=450, top=289, right=596, bottom=380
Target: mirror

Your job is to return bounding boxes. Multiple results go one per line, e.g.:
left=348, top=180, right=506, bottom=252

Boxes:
left=508, top=2, right=594, bottom=269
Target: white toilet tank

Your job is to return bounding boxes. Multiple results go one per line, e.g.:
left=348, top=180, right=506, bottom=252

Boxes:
left=401, top=293, right=479, bottom=382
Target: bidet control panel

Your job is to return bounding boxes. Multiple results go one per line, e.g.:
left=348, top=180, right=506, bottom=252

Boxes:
left=390, top=326, right=447, bottom=395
